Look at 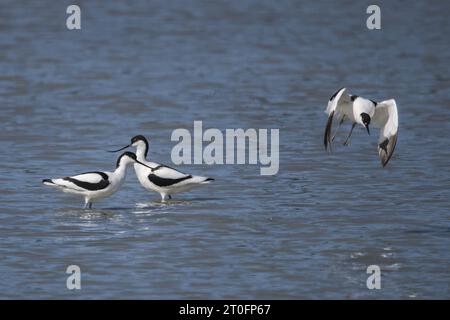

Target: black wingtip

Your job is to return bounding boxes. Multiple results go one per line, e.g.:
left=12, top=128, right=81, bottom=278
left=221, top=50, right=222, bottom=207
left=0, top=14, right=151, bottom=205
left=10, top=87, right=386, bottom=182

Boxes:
left=42, top=179, right=53, bottom=184
left=324, top=111, right=334, bottom=152
left=379, top=132, right=398, bottom=168
left=329, top=87, right=345, bottom=101
left=381, top=155, right=391, bottom=168
left=205, top=177, right=215, bottom=182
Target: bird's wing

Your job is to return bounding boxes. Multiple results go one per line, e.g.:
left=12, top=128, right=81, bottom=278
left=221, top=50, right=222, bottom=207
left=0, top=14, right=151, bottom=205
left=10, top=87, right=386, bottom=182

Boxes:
left=152, top=165, right=190, bottom=180
left=373, top=99, right=399, bottom=167
left=57, top=171, right=110, bottom=191
left=148, top=165, right=193, bottom=187
left=70, top=172, right=108, bottom=183
left=324, top=87, right=352, bottom=151
left=325, top=87, right=351, bottom=115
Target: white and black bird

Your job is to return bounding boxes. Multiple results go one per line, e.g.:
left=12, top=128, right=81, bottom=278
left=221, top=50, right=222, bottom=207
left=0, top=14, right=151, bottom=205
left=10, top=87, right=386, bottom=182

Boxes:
left=109, top=135, right=214, bottom=201
left=42, top=152, right=154, bottom=209
left=324, top=87, right=399, bottom=167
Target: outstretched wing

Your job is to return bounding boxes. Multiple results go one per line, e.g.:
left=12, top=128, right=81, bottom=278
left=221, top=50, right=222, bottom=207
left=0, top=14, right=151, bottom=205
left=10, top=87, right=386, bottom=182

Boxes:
left=373, top=99, right=398, bottom=167
left=324, top=87, right=351, bottom=151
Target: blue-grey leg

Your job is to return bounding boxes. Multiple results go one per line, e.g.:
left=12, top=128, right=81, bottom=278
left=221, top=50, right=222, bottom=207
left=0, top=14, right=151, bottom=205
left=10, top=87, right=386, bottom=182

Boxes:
left=84, top=199, right=92, bottom=209
left=332, top=115, right=346, bottom=142
left=343, top=123, right=356, bottom=146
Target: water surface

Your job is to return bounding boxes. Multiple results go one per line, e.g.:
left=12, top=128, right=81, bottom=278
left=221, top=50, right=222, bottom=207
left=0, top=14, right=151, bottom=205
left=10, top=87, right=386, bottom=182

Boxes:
left=0, top=0, right=449, bottom=299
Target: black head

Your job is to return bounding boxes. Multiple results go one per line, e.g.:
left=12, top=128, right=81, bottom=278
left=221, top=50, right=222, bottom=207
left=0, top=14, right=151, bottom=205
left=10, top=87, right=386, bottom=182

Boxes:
left=123, top=151, right=137, bottom=160
left=131, top=135, right=149, bottom=157
left=116, top=151, right=137, bottom=167
left=360, top=113, right=371, bottom=135
left=350, top=95, right=359, bottom=102
left=115, top=151, right=155, bottom=171
left=131, top=135, right=147, bottom=144
left=108, top=135, right=149, bottom=156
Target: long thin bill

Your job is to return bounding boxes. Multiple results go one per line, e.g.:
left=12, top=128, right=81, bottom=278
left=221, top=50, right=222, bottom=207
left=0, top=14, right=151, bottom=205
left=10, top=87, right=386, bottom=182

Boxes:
left=107, top=144, right=131, bottom=152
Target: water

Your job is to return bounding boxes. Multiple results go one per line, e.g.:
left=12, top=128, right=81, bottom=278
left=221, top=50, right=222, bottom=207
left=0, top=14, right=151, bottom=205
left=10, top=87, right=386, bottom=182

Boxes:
left=0, top=0, right=449, bottom=299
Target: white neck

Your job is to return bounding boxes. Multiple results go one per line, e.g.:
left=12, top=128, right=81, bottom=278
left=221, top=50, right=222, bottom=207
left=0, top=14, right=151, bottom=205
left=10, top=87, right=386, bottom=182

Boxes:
left=135, top=143, right=147, bottom=161
left=114, top=161, right=129, bottom=180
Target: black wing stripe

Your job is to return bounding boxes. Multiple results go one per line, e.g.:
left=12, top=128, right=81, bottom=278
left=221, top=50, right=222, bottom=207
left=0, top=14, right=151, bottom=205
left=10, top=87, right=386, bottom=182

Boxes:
left=63, top=172, right=110, bottom=191
left=324, top=110, right=334, bottom=151
left=148, top=174, right=192, bottom=187
left=329, top=87, right=344, bottom=101
left=152, top=164, right=178, bottom=172
left=379, top=132, right=398, bottom=167
left=350, top=95, right=358, bottom=101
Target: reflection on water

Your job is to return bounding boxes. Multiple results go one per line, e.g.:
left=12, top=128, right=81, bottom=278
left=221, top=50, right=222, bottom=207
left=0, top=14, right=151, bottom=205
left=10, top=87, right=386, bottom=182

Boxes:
left=0, top=0, right=450, bottom=299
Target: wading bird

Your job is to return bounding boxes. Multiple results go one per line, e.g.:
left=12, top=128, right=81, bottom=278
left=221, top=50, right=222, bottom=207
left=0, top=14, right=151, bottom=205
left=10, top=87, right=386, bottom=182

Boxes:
left=109, top=135, right=214, bottom=201
left=42, top=152, right=154, bottom=209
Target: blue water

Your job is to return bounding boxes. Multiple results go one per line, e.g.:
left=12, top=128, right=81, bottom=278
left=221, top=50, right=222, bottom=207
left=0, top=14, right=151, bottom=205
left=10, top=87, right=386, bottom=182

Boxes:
left=0, top=0, right=449, bottom=299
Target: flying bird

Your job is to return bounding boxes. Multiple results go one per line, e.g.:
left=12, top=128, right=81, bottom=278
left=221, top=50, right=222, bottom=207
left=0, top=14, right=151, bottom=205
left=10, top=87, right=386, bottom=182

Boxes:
left=324, top=87, right=399, bottom=167
left=42, top=152, right=154, bottom=209
left=109, top=135, right=214, bottom=201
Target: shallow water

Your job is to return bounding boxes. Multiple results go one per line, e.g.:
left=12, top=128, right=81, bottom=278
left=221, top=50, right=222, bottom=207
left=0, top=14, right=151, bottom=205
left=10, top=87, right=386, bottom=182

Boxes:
left=0, top=0, right=449, bottom=299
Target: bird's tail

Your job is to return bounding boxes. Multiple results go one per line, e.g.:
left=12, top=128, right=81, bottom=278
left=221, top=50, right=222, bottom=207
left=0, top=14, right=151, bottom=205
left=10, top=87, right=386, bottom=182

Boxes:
left=190, top=176, right=214, bottom=184
left=202, top=177, right=214, bottom=184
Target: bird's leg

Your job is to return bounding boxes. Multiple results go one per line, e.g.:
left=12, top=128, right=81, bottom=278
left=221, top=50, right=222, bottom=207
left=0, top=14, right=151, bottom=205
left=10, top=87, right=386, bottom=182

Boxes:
left=343, top=123, right=356, bottom=146
left=332, top=115, right=346, bottom=142
left=161, top=194, right=172, bottom=202
left=84, top=199, right=92, bottom=209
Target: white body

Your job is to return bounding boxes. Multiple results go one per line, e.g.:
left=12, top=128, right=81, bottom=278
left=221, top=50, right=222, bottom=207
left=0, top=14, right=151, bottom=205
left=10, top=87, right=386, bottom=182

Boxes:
left=133, top=140, right=213, bottom=201
left=324, top=88, right=399, bottom=167
left=43, top=154, right=138, bottom=208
